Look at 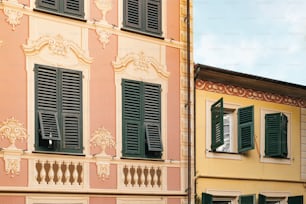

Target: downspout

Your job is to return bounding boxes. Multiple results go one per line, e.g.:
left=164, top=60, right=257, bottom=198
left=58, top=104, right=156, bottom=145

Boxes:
left=186, top=0, right=191, bottom=203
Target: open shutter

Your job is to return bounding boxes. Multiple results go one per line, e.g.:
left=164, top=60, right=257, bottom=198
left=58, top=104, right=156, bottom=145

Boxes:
left=202, top=193, right=213, bottom=204
left=144, top=83, right=162, bottom=153
left=124, top=0, right=142, bottom=30
left=288, top=195, right=303, bottom=204
left=36, top=0, right=60, bottom=12
left=238, top=106, right=254, bottom=153
left=258, top=194, right=266, bottom=204
left=145, top=0, right=162, bottom=35
left=61, top=70, right=82, bottom=153
left=35, top=65, right=60, bottom=148
left=239, top=194, right=255, bottom=204
left=122, top=80, right=143, bottom=157
left=211, top=98, right=224, bottom=151
left=265, top=113, right=287, bottom=157
left=63, top=0, right=84, bottom=18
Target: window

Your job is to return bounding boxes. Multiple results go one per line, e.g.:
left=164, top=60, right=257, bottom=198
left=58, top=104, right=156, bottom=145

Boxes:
left=35, top=64, right=83, bottom=154
left=35, top=0, right=84, bottom=19
left=265, top=113, right=288, bottom=158
left=210, top=98, right=254, bottom=153
left=122, top=79, right=162, bottom=159
left=259, top=194, right=303, bottom=204
left=202, top=193, right=255, bottom=204
left=123, top=0, right=162, bottom=37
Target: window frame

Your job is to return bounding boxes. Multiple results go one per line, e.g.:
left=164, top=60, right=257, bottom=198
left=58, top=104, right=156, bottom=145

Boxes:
left=34, top=64, right=83, bottom=155
left=35, top=0, right=86, bottom=21
left=122, top=0, right=163, bottom=37
left=260, top=108, right=292, bottom=164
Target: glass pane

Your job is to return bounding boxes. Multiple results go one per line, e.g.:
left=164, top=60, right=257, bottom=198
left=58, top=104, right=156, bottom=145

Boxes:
left=216, top=114, right=232, bottom=152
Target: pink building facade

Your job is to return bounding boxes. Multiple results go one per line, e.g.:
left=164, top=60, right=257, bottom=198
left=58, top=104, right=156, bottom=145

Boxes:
left=0, top=0, right=192, bottom=203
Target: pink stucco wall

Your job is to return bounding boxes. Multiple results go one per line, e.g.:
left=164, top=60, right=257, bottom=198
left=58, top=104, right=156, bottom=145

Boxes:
left=167, top=167, right=181, bottom=191
left=0, top=196, right=25, bottom=204
left=90, top=197, right=116, bottom=204
left=90, top=163, right=117, bottom=189
left=167, top=0, right=180, bottom=41
left=168, top=198, right=182, bottom=204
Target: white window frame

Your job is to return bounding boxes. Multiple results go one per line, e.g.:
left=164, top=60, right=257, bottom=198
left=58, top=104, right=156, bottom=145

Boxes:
left=206, top=189, right=241, bottom=204
left=206, top=99, right=241, bottom=160
left=260, top=191, right=290, bottom=204
left=260, top=108, right=292, bottom=164
left=26, top=196, right=88, bottom=204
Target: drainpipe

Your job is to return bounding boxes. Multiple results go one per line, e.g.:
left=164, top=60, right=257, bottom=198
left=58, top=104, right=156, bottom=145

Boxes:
left=186, top=0, right=191, bottom=203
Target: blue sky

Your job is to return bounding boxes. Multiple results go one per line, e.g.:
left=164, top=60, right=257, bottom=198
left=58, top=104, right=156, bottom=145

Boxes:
left=194, top=0, right=306, bottom=85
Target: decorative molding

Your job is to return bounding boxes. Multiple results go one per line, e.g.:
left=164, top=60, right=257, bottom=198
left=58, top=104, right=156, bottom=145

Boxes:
left=23, top=34, right=93, bottom=64
left=196, top=80, right=306, bottom=108
left=3, top=7, right=23, bottom=30
left=0, top=117, right=27, bottom=150
left=95, top=158, right=111, bottom=180
left=95, top=0, right=112, bottom=25
left=2, top=149, right=23, bottom=177
left=96, top=29, right=112, bottom=49
left=113, top=52, right=170, bottom=79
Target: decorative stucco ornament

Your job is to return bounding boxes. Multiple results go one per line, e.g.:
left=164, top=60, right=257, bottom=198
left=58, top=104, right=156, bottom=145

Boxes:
left=95, top=0, right=112, bottom=25
left=96, top=29, right=112, bottom=49
left=4, top=7, right=23, bottom=30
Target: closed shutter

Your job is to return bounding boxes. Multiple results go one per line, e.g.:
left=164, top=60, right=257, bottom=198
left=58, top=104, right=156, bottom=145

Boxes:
left=265, top=113, right=288, bottom=158
left=36, top=0, right=60, bottom=12
left=145, top=0, right=162, bottom=35
left=144, top=83, right=162, bottom=152
left=202, top=193, right=213, bottom=204
left=61, top=70, right=82, bottom=153
left=288, top=195, right=303, bottom=204
left=63, top=0, right=84, bottom=18
left=124, top=0, right=142, bottom=30
left=122, top=80, right=143, bottom=156
left=211, top=98, right=224, bottom=151
left=239, top=195, right=255, bottom=204
left=238, top=106, right=254, bottom=153
left=35, top=65, right=61, bottom=146
left=258, top=194, right=266, bottom=204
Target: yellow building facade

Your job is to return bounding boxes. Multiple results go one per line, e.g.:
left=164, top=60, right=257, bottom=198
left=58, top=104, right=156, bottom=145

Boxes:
left=195, top=64, right=306, bottom=204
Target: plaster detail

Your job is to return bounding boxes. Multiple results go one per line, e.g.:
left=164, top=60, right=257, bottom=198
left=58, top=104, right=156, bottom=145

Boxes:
left=96, top=29, right=112, bottom=49
left=95, top=0, right=112, bottom=25
left=4, top=7, right=23, bottom=30
left=113, top=52, right=170, bottom=79
left=3, top=149, right=23, bottom=177
left=23, top=34, right=93, bottom=65
left=0, top=117, right=27, bottom=150
left=196, top=80, right=306, bottom=108
left=95, top=159, right=111, bottom=180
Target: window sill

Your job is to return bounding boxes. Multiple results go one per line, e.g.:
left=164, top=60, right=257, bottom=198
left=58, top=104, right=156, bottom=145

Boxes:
left=260, top=156, right=292, bottom=164
left=121, top=27, right=164, bottom=40
left=121, top=156, right=164, bottom=162
left=33, top=150, right=85, bottom=157
left=206, top=150, right=242, bottom=160
left=33, top=8, right=86, bottom=22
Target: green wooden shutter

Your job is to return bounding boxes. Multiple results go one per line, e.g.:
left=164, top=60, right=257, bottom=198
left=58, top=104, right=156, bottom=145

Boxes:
left=36, top=0, right=60, bottom=12
left=124, top=0, right=142, bottom=30
left=35, top=65, right=60, bottom=149
left=265, top=113, right=287, bottom=158
left=239, top=194, right=255, bottom=204
left=63, top=0, right=84, bottom=18
left=144, top=83, right=162, bottom=153
left=122, top=79, right=143, bottom=157
left=211, top=98, right=224, bottom=151
left=238, top=106, right=254, bottom=153
left=288, top=195, right=303, bottom=204
left=202, top=193, right=213, bottom=204
left=61, top=70, right=82, bottom=153
left=145, top=0, right=162, bottom=35
left=258, top=194, right=266, bottom=204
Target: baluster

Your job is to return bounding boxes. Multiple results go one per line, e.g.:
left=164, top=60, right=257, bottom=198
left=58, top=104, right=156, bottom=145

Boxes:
left=126, top=166, right=131, bottom=187
left=40, top=160, right=46, bottom=185
left=64, top=162, right=70, bottom=185
left=57, top=161, right=63, bottom=185
left=152, top=167, right=157, bottom=188
left=134, top=166, right=138, bottom=187
left=35, top=160, right=39, bottom=184
left=79, top=163, right=83, bottom=185
left=48, top=160, right=55, bottom=185
left=140, top=166, right=145, bottom=187
left=72, top=162, right=78, bottom=186
left=147, top=166, right=151, bottom=188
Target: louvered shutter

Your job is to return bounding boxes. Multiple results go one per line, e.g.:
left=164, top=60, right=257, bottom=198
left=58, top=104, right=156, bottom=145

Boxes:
left=61, top=70, right=82, bottom=153
left=36, top=0, right=60, bottom=12
left=288, top=195, right=303, bottom=204
left=258, top=194, right=266, bottom=204
left=124, top=0, right=142, bottom=30
left=211, top=98, right=224, bottom=151
left=202, top=193, right=213, bottom=204
left=239, top=195, right=255, bottom=204
left=145, top=0, right=162, bottom=35
left=122, top=80, right=143, bottom=156
left=238, top=106, right=254, bottom=153
left=144, top=83, right=162, bottom=152
left=63, top=0, right=84, bottom=18
left=35, top=65, right=61, bottom=144
left=265, top=113, right=287, bottom=157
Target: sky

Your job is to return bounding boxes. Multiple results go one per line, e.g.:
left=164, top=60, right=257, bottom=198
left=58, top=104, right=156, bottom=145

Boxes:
left=194, top=0, right=306, bottom=86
